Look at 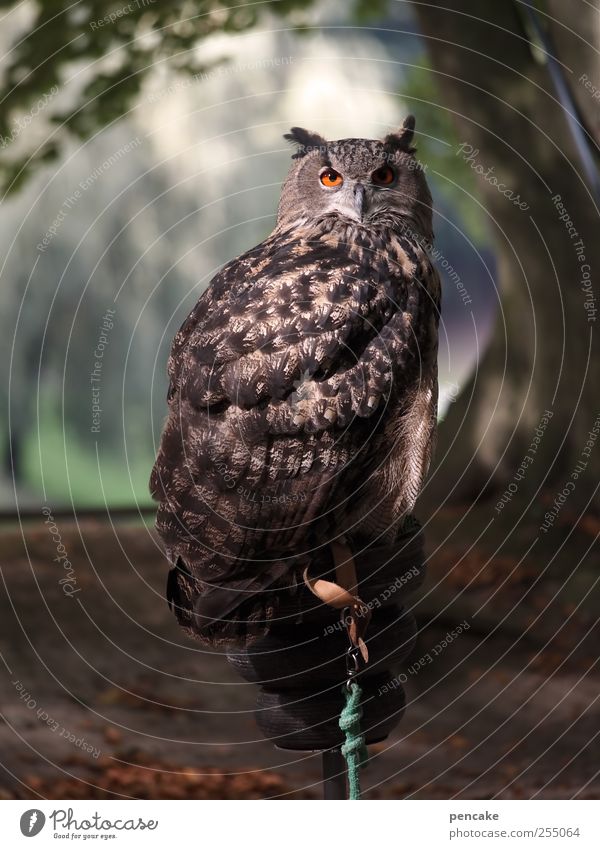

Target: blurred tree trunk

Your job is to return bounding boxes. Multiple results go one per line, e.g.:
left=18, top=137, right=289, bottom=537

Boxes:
left=413, top=0, right=600, bottom=512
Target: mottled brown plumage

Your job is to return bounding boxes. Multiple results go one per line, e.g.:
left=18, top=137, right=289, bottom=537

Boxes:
left=150, top=117, right=441, bottom=646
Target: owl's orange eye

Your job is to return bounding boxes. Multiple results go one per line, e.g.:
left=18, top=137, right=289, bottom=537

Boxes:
left=320, top=168, right=343, bottom=188
left=372, top=165, right=396, bottom=186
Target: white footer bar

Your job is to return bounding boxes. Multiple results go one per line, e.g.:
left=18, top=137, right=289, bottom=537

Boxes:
left=1, top=799, right=598, bottom=847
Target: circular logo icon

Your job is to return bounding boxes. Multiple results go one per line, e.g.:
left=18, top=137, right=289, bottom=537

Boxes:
left=20, top=810, right=46, bottom=837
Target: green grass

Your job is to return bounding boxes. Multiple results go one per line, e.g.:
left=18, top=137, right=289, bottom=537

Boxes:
left=22, top=417, right=155, bottom=508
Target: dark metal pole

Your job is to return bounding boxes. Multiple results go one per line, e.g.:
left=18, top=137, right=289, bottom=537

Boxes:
left=322, top=749, right=347, bottom=799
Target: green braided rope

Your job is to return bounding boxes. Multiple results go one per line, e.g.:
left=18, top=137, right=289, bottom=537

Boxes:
left=339, top=681, right=368, bottom=800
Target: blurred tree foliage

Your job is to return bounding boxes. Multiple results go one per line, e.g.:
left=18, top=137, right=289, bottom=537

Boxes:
left=0, top=0, right=483, bottom=237
left=0, top=0, right=313, bottom=194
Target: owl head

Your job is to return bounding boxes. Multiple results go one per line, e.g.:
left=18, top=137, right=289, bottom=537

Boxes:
left=276, top=116, right=433, bottom=242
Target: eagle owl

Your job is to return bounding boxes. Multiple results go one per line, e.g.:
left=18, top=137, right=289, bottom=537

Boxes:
left=150, top=116, right=440, bottom=646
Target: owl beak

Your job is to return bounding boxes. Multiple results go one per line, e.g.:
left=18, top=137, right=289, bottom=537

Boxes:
left=354, top=183, right=367, bottom=220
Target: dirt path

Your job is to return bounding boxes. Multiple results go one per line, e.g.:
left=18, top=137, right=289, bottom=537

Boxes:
left=0, top=514, right=598, bottom=799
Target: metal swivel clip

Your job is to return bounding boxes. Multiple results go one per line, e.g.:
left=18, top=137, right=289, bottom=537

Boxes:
left=341, top=605, right=362, bottom=691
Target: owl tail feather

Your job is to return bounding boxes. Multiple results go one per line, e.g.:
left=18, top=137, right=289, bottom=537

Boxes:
left=166, top=556, right=298, bottom=647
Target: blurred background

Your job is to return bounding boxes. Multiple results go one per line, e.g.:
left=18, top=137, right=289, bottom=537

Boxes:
left=0, top=0, right=598, bottom=801
left=0, top=1, right=498, bottom=510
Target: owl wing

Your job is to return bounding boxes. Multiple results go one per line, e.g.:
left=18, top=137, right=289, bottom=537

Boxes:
left=174, top=232, right=435, bottom=426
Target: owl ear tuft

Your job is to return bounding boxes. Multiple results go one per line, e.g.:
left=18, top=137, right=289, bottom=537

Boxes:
left=383, top=114, right=417, bottom=154
left=283, top=127, right=327, bottom=159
